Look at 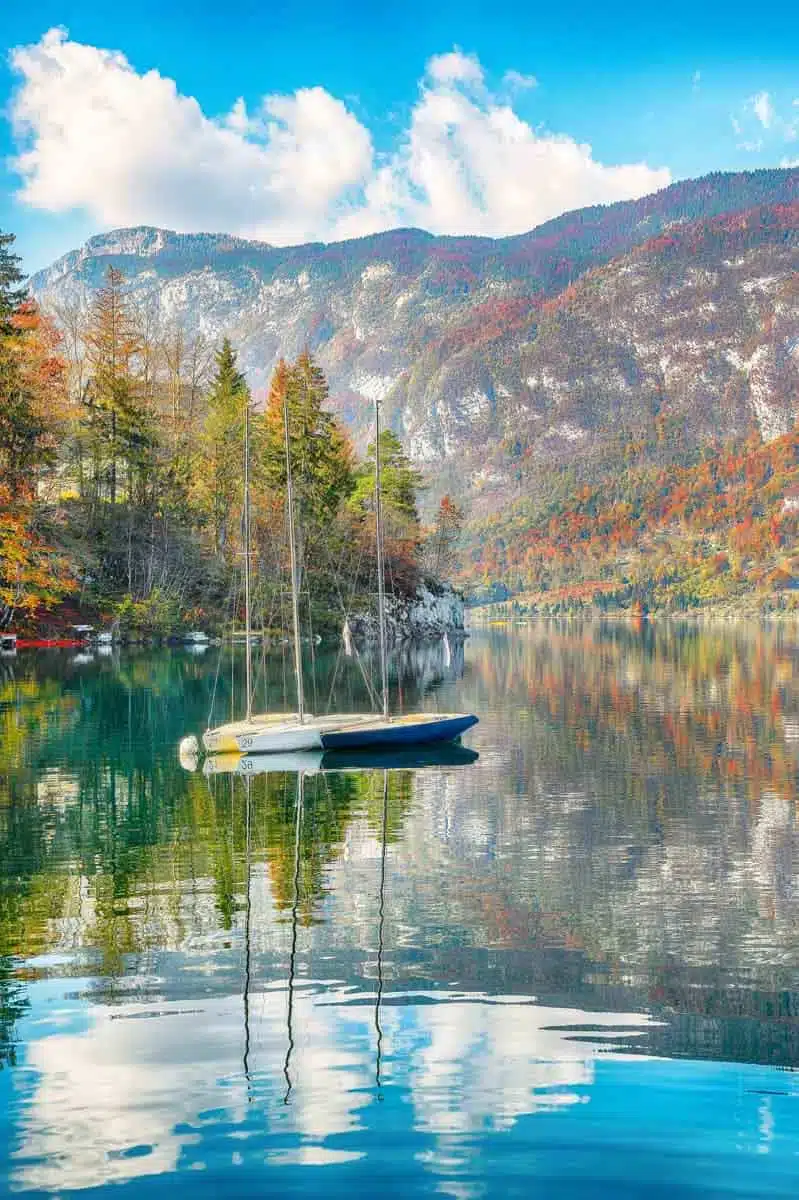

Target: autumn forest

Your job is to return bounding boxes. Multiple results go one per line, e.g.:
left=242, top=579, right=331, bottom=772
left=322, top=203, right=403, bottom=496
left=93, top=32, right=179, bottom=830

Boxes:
left=0, top=231, right=462, bottom=637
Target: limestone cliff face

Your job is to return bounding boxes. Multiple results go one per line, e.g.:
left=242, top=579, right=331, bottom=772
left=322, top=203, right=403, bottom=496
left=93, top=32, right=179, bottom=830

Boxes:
left=394, top=582, right=466, bottom=640
left=348, top=582, right=465, bottom=642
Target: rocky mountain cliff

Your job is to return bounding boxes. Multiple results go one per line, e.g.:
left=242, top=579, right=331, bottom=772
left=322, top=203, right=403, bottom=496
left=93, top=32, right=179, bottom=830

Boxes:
left=464, top=200, right=799, bottom=512
left=30, top=168, right=799, bottom=514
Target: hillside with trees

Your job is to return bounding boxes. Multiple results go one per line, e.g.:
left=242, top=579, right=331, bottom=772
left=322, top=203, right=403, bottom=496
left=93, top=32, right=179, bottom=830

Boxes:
left=466, top=428, right=799, bottom=614
left=0, top=234, right=455, bottom=637
left=6, top=166, right=799, bottom=620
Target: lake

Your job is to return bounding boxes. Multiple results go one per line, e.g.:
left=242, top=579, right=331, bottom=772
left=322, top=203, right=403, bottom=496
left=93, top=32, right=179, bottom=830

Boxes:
left=1, top=621, right=798, bottom=1197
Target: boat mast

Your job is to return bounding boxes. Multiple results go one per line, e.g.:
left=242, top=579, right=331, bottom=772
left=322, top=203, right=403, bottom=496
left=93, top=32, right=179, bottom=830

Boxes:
left=243, top=395, right=253, bottom=722
left=283, top=769, right=303, bottom=1104
left=374, top=398, right=390, bottom=720
left=283, top=384, right=305, bottom=721
left=375, top=768, right=388, bottom=1093
left=243, top=774, right=253, bottom=1101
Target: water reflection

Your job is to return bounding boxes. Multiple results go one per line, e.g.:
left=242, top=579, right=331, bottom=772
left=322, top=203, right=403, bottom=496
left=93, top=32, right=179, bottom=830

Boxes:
left=11, top=986, right=659, bottom=1193
left=2, top=624, right=799, bottom=1195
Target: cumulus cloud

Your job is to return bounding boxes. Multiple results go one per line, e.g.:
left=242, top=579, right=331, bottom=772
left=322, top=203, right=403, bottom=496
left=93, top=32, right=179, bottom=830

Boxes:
left=9, top=28, right=671, bottom=245
left=425, top=49, right=485, bottom=88
left=9, top=27, right=372, bottom=245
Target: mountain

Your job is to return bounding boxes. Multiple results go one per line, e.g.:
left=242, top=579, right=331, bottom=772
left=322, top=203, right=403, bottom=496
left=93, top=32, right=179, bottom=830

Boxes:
left=31, top=168, right=799, bottom=505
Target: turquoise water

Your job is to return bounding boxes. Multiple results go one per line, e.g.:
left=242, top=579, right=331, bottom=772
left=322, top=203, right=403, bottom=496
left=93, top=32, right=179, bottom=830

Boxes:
left=1, top=624, right=799, bottom=1196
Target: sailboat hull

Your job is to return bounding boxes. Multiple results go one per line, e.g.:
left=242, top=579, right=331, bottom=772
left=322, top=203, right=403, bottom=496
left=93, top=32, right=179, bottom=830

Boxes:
left=203, top=712, right=478, bottom=755
left=203, top=713, right=305, bottom=754
left=235, top=713, right=379, bottom=754
left=319, top=713, right=478, bottom=750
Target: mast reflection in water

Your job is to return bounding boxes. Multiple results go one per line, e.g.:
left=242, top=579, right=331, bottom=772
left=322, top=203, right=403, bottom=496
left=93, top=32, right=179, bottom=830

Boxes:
left=1, top=623, right=799, bottom=1197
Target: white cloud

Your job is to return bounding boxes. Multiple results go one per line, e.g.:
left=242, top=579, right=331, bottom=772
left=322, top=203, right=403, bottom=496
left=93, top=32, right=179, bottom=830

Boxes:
left=733, top=90, right=799, bottom=153
left=503, top=68, right=538, bottom=91
left=426, top=49, right=485, bottom=88
left=9, top=27, right=372, bottom=245
left=692, top=70, right=701, bottom=92
left=751, top=91, right=775, bottom=129
left=9, top=28, right=671, bottom=246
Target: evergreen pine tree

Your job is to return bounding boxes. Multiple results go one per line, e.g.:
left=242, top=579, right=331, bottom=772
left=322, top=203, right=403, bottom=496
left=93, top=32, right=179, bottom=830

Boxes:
left=83, top=267, right=151, bottom=504
left=262, top=351, right=354, bottom=527
left=194, top=337, right=250, bottom=555
left=0, top=231, right=26, bottom=337
left=0, top=233, right=47, bottom=499
left=352, top=427, right=423, bottom=534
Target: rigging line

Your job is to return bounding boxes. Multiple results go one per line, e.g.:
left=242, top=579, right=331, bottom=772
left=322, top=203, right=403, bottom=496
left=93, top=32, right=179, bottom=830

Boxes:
left=313, top=524, right=380, bottom=711
left=230, top=612, right=236, bottom=722
left=243, top=393, right=253, bottom=722
left=317, top=537, right=381, bottom=712
left=276, top=500, right=290, bottom=712
left=375, top=769, right=389, bottom=1097
left=314, top=513, right=365, bottom=622
left=374, top=398, right=390, bottom=721
left=283, top=770, right=304, bottom=1105
left=325, top=641, right=345, bottom=715
left=207, top=571, right=238, bottom=730
left=306, top=588, right=319, bottom=715
left=319, top=511, right=370, bottom=626
left=320, top=533, right=383, bottom=708
left=243, top=775, right=253, bottom=1101
left=283, top=382, right=305, bottom=721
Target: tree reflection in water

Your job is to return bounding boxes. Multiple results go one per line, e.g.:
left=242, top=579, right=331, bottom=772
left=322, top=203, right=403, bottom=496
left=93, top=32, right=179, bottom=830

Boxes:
left=2, top=624, right=799, bottom=1079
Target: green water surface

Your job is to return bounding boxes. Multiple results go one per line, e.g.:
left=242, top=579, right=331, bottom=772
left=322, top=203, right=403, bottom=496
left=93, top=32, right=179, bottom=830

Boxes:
left=1, top=623, right=798, bottom=1197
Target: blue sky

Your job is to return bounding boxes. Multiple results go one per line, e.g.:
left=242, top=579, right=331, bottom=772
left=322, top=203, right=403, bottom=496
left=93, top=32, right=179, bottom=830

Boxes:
left=1, top=0, right=798, bottom=274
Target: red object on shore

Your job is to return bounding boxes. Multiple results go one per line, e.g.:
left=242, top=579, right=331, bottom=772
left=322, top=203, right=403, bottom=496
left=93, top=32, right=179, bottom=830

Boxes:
left=15, top=638, right=86, bottom=649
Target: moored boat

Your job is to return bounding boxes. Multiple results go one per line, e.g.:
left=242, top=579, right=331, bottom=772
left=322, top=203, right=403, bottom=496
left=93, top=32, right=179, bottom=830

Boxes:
left=190, top=368, right=477, bottom=762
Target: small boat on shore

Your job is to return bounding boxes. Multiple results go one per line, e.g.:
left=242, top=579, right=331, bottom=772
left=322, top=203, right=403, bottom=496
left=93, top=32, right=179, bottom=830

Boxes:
left=15, top=638, right=86, bottom=649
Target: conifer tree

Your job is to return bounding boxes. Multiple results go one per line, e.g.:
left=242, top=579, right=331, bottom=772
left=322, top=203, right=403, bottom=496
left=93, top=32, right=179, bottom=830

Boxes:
left=0, top=231, right=26, bottom=336
left=352, top=427, right=423, bottom=535
left=83, top=267, right=151, bottom=504
left=262, top=351, right=354, bottom=527
left=0, top=236, right=60, bottom=499
left=194, top=338, right=250, bottom=555
left=428, top=494, right=465, bottom=576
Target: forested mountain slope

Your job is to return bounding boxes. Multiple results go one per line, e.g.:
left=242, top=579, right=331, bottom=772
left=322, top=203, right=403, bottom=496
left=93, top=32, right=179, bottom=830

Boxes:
left=31, top=168, right=798, bottom=476
left=28, top=168, right=799, bottom=607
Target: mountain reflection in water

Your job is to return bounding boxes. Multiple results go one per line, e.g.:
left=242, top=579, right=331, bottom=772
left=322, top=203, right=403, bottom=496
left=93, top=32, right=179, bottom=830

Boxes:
left=1, top=623, right=799, bottom=1197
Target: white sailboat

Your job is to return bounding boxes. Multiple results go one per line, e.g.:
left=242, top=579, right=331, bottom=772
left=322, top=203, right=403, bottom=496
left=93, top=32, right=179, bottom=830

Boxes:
left=198, top=387, right=477, bottom=758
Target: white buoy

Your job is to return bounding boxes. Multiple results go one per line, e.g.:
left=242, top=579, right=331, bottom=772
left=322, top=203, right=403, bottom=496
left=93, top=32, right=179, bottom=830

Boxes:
left=178, top=735, right=200, bottom=771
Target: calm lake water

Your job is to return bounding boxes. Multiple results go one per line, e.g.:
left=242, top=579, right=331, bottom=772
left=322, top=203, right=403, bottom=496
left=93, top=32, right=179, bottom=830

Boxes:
left=1, top=621, right=799, bottom=1198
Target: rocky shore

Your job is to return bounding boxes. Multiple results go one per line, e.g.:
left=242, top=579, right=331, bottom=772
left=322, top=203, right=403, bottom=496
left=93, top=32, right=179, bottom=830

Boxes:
left=347, top=581, right=466, bottom=643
